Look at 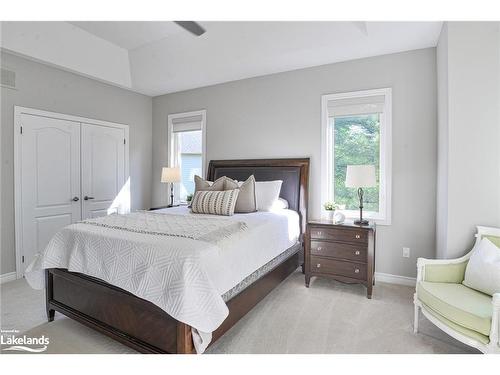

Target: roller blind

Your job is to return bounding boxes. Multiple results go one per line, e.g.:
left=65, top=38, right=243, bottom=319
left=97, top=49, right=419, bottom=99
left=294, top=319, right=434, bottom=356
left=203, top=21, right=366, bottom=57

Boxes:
left=328, top=95, right=385, bottom=117
left=172, top=114, right=203, bottom=133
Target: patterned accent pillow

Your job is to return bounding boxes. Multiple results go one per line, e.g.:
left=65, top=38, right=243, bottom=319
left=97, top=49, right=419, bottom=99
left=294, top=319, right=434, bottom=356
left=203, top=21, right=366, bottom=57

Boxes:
left=191, top=189, right=240, bottom=216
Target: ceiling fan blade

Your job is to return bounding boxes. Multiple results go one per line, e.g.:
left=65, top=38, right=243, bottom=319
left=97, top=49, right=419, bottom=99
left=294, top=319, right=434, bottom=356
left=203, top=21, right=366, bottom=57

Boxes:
left=174, top=21, right=206, bottom=36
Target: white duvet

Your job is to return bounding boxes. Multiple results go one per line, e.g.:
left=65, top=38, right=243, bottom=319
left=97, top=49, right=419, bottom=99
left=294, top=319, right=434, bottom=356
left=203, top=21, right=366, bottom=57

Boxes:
left=25, top=206, right=300, bottom=353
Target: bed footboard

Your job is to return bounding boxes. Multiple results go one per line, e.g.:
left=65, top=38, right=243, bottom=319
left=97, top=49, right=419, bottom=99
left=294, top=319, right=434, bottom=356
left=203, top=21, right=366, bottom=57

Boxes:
left=45, top=250, right=299, bottom=354
left=46, top=268, right=188, bottom=353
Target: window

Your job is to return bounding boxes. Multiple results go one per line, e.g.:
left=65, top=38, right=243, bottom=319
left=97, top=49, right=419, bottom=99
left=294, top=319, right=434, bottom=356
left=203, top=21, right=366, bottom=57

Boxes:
left=321, top=89, right=392, bottom=224
left=168, top=110, right=206, bottom=203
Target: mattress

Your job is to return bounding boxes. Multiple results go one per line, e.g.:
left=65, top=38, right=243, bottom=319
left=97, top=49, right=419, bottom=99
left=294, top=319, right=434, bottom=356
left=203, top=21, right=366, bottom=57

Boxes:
left=160, top=206, right=300, bottom=295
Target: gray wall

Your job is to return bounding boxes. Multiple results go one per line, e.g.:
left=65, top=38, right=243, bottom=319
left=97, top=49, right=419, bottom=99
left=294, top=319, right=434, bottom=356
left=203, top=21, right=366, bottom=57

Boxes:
left=1, top=51, right=153, bottom=274
left=436, top=23, right=449, bottom=259
left=436, top=22, right=500, bottom=259
left=152, top=48, right=438, bottom=278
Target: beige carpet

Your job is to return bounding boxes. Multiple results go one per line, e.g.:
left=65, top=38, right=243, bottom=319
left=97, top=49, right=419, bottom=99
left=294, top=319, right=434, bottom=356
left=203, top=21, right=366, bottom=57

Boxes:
left=0, top=270, right=478, bottom=354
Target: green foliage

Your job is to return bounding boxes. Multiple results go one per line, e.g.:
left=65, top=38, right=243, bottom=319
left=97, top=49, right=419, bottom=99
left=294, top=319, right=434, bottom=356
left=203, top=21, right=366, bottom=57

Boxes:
left=323, top=201, right=338, bottom=211
left=332, top=114, right=380, bottom=212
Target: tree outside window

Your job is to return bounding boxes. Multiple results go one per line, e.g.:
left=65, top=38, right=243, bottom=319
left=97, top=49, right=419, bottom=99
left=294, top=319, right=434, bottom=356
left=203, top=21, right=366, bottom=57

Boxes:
left=331, top=114, right=380, bottom=213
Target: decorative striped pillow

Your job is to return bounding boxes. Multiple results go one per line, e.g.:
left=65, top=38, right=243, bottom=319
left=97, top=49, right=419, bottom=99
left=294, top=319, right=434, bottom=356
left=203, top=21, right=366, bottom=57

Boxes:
left=191, top=189, right=240, bottom=216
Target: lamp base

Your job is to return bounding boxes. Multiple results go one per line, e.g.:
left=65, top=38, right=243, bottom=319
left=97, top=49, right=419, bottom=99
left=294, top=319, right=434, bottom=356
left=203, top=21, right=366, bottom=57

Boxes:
left=354, top=219, right=370, bottom=226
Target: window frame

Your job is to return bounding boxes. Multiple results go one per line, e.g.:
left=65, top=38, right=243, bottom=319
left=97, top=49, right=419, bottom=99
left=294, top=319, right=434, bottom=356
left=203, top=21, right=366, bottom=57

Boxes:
left=167, top=109, right=207, bottom=203
left=320, top=88, right=392, bottom=225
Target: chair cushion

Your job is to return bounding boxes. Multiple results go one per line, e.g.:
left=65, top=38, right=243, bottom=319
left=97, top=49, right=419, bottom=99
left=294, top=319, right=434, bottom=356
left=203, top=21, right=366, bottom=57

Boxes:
left=424, top=305, right=490, bottom=345
left=484, top=235, right=500, bottom=248
left=417, top=281, right=492, bottom=336
left=424, top=261, right=468, bottom=283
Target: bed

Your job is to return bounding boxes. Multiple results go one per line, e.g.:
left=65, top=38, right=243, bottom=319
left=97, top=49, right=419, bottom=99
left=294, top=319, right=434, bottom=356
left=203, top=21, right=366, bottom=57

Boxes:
left=26, top=158, right=309, bottom=353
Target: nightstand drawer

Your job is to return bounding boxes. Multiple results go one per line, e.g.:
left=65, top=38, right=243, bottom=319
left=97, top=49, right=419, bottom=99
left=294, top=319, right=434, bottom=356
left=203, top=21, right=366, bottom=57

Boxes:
left=309, top=226, right=368, bottom=244
left=310, top=241, right=367, bottom=262
left=310, top=257, right=367, bottom=280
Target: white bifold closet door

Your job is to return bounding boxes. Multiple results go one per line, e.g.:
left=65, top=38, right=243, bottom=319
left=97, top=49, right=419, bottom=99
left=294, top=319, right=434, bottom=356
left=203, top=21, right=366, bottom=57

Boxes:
left=81, top=123, right=126, bottom=219
left=20, top=114, right=82, bottom=270
left=18, top=114, right=127, bottom=274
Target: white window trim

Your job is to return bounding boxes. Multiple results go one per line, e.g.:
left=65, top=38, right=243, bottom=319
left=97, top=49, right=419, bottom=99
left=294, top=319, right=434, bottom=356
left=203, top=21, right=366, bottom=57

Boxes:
left=320, top=88, right=392, bottom=225
left=167, top=110, right=207, bottom=202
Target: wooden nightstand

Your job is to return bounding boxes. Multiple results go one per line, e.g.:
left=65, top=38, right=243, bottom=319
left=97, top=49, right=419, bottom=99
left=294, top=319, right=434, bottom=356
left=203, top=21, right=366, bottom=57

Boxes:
left=305, top=220, right=376, bottom=299
left=149, top=204, right=185, bottom=211
left=149, top=205, right=172, bottom=211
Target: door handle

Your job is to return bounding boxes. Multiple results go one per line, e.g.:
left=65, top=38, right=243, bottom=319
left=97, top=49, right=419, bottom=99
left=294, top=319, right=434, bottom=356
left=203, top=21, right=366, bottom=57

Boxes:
left=72, top=196, right=79, bottom=202
left=84, top=196, right=95, bottom=200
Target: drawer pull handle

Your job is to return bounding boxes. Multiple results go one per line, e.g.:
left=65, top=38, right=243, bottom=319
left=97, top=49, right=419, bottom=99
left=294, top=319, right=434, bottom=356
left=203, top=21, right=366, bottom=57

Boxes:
left=317, top=246, right=323, bottom=251
left=318, top=231, right=323, bottom=236
left=354, top=268, right=360, bottom=273
left=355, top=234, right=361, bottom=239
left=316, top=264, right=321, bottom=268
left=355, top=250, right=360, bottom=256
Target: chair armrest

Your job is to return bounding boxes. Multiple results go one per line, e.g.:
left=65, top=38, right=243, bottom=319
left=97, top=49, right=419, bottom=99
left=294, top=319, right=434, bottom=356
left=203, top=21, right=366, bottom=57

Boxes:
left=493, top=293, right=500, bottom=307
left=491, top=294, right=500, bottom=346
left=416, top=255, right=471, bottom=283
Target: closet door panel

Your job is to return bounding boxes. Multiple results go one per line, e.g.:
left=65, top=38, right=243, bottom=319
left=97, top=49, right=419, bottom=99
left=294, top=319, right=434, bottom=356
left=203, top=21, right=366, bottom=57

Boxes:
left=81, top=123, right=126, bottom=219
left=20, top=114, right=81, bottom=272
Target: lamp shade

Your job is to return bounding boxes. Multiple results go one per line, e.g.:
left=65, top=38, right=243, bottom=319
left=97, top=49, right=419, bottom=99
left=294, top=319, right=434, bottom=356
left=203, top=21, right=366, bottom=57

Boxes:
left=345, top=165, right=376, bottom=188
left=161, top=167, right=181, bottom=183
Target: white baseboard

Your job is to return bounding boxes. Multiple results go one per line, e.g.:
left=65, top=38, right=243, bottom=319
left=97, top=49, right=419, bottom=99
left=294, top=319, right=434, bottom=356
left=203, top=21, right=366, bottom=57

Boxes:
left=375, top=272, right=416, bottom=287
left=0, top=272, right=17, bottom=284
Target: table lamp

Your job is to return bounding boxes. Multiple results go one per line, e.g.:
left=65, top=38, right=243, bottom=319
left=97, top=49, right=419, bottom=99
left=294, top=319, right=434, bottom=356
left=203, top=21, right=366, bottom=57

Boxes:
left=161, top=167, right=181, bottom=207
left=345, top=165, right=376, bottom=225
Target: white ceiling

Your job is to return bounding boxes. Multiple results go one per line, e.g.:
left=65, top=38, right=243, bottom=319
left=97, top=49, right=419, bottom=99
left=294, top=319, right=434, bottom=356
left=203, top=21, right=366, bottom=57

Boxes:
left=2, top=21, right=443, bottom=96
left=69, top=21, right=184, bottom=50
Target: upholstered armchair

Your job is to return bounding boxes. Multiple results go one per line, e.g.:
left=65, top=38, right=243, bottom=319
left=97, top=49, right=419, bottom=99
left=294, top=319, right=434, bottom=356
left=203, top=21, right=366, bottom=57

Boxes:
left=413, top=226, right=500, bottom=354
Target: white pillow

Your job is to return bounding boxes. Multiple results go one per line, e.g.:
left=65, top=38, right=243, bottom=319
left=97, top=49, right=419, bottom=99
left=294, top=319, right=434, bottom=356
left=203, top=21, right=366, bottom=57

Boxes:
left=271, top=197, right=289, bottom=210
left=463, top=238, right=500, bottom=296
left=255, top=180, right=283, bottom=211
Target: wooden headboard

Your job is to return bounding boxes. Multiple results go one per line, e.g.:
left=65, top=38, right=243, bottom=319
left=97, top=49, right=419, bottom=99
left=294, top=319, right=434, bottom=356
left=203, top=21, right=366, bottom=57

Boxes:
left=206, top=158, right=310, bottom=236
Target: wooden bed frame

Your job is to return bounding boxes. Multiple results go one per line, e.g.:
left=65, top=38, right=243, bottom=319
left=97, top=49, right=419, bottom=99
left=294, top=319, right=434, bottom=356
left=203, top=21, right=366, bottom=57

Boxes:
left=45, top=158, right=310, bottom=353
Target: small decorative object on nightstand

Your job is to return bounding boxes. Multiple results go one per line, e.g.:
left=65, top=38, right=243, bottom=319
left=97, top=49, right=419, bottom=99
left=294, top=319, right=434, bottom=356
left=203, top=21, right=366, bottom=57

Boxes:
left=333, top=211, right=345, bottom=224
left=161, top=167, right=181, bottom=207
left=305, top=220, right=376, bottom=298
left=323, top=201, right=338, bottom=221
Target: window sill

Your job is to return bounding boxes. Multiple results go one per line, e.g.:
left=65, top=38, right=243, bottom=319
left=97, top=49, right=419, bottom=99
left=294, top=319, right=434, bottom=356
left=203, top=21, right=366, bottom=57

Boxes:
left=322, top=211, right=391, bottom=226
left=346, top=217, right=391, bottom=226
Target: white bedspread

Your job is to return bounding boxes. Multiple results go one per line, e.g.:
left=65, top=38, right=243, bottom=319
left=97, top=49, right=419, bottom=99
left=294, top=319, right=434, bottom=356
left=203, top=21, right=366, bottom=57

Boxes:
left=25, top=206, right=300, bottom=353
left=81, top=211, right=248, bottom=242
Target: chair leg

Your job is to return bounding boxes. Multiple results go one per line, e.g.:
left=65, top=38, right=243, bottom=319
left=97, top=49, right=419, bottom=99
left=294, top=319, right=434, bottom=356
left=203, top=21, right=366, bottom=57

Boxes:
left=413, top=303, right=419, bottom=334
